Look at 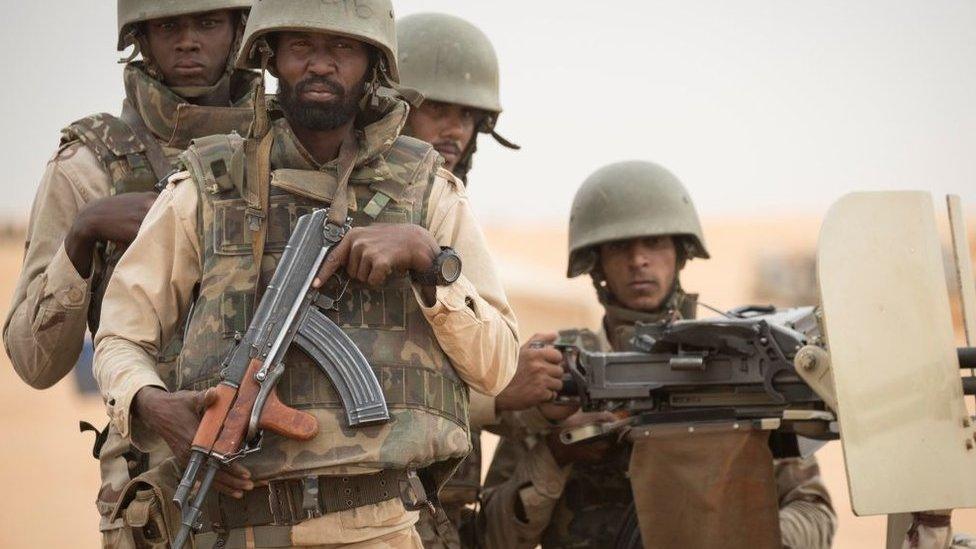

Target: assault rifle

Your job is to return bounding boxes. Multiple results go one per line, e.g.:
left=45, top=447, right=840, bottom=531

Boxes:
left=557, top=306, right=976, bottom=448
left=172, top=209, right=391, bottom=548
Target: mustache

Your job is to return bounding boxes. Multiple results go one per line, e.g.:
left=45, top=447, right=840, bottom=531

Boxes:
left=293, top=76, right=345, bottom=99
left=433, top=140, right=463, bottom=155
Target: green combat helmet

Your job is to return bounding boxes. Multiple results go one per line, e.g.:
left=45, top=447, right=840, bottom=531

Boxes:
left=398, top=13, right=502, bottom=117
left=397, top=12, right=519, bottom=182
left=117, top=0, right=253, bottom=51
left=567, top=160, right=710, bottom=278
left=237, top=0, right=398, bottom=79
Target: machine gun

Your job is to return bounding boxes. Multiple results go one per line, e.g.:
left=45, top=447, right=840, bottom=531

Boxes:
left=172, top=209, right=391, bottom=549
left=557, top=305, right=976, bottom=448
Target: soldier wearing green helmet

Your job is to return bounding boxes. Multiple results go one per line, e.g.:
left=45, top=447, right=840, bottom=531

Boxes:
left=477, top=161, right=837, bottom=548
left=95, top=0, right=518, bottom=547
left=395, top=13, right=553, bottom=549
left=397, top=12, right=519, bottom=184
left=4, top=1, right=259, bottom=547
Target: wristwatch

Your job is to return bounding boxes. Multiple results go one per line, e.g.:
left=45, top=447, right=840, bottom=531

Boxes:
left=412, top=247, right=462, bottom=287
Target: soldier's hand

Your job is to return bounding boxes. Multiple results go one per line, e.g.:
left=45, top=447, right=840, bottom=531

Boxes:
left=312, top=224, right=440, bottom=289
left=133, top=386, right=255, bottom=498
left=496, top=333, right=565, bottom=412
left=75, top=192, right=157, bottom=244
left=544, top=410, right=618, bottom=466
left=66, top=192, right=158, bottom=277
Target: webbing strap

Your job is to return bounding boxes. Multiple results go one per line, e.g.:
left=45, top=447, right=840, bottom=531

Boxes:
left=119, top=100, right=171, bottom=181
left=327, top=132, right=359, bottom=228
left=244, top=131, right=274, bottom=273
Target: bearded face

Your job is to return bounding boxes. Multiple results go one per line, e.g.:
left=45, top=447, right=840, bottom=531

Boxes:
left=272, top=32, right=372, bottom=131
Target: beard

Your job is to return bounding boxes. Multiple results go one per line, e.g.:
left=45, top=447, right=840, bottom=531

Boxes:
left=277, top=75, right=363, bottom=131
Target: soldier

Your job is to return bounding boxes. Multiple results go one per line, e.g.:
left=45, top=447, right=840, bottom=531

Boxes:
left=397, top=12, right=519, bottom=183
left=478, top=161, right=838, bottom=548
left=395, top=13, right=547, bottom=548
left=3, top=1, right=258, bottom=546
left=93, top=0, right=518, bottom=547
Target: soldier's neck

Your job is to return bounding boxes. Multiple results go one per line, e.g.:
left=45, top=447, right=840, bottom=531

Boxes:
left=289, top=120, right=356, bottom=165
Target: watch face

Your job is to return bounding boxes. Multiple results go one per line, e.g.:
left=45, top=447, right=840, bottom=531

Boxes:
left=440, top=254, right=462, bottom=283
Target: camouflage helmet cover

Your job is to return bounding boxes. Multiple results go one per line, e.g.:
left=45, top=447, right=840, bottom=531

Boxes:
left=397, top=13, right=502, bottom=114
left=567, top=161, right=710, bottom=278
left=117, top=0, right=253, bottom=51
left=236, top=0, right=399, bottom=80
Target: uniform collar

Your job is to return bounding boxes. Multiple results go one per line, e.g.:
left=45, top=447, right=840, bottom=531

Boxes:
left=602, top=286, right=697, bottom=351
left=123, top=62, right=260, bottom=149
left=269, top=98, right=409, bottom=174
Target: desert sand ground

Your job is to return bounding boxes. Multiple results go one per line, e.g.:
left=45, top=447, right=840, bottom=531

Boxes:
left=0, top=216, right=974, bottom=548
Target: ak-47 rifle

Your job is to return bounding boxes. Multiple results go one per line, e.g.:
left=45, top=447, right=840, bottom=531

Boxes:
left=557, top=305, right=976, bottom=448
left=172, top=209, right=391, bottom=549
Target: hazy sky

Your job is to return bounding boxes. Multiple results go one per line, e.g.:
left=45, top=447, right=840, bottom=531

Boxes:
left=3, top=1, right=975, bottom=223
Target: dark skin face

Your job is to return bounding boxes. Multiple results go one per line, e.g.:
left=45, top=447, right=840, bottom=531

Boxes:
left=406, top=100, right=480, bottom=171
left=273, top=31, right=371, bottom=163
left=599, top=236, right=679, bottom=311
left=143, top=10, right=237, bottom=88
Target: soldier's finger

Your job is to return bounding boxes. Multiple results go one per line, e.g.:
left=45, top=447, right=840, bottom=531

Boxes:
left=366, top=260, right=393, bottom=288
left=528, top=332, right=558, bottom=346
left=354, top=253, right=374, bottom=284
left=313, top=235, right=352, bottom=288
left=225, top=462, right=252, bottom=480
left=215, top=470, right=254, bottom=492
left=543, top=376, right=563, bottom=391
left=537, top=347, right=564, bottom=364
left=543, top=363, right=565, bottom=379
left=212, top=477, right=245, bottom=499
left=201, top=388, right=218, bottom=411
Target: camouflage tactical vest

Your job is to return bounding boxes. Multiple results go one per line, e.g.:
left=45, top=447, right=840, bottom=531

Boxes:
left=60, top=63, right=259, bottom=338
left=71, top=63, right=259, bottom=533
left=173, top=122, right=471, bottom=481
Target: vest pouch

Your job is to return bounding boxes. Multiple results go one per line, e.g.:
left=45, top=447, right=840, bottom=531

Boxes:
left=110, top=458, right=183, bottom=549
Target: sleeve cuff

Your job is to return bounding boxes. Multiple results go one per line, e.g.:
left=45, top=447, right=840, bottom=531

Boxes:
left=45, top=243, right=91, bottom=309
left=412, top=275, right=481, bottom=325
left=105, top=371, right=166, bottom=446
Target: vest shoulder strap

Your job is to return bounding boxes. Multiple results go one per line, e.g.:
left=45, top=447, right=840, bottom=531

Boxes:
left=180, top=132, right=247, bottom=197
left=61, top=113, right=146, bottom=162
left=61, top=113, right=163, bottom=194
left=382, top=135, right=440, bottom=186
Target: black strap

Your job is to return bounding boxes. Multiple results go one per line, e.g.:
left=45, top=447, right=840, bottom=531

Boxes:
left=79, top=421, right=109, bottom=459
left=120, top=100, right=172, bottom=181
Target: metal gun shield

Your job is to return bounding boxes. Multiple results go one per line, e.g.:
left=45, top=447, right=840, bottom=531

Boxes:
left=818, top=191, right=976, bottom=515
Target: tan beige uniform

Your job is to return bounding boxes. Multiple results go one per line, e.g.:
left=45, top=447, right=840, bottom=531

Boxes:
left=93, top=121, right=519, bottom=546
left=3, top=63, right=258, bottom=549
left=479, top=325, right=836, bottom=549
left=3, top=143, right=141, bottom=389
